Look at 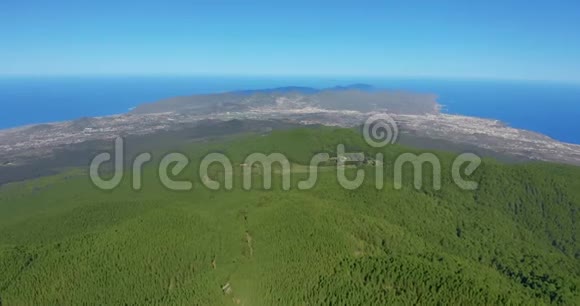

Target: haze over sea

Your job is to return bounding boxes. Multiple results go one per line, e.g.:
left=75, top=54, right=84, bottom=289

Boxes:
left=1, top=76, right=579, bottom=144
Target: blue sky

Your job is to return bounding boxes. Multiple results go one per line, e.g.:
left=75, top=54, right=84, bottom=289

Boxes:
left=1, top=0, right=580, bottom=82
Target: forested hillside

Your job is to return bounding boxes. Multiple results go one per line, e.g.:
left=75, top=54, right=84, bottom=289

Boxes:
left=0, top=127, right=578, bottom=305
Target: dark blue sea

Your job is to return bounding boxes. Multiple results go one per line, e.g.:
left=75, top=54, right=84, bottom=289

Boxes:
left=1, top=76, right=579, bottom=144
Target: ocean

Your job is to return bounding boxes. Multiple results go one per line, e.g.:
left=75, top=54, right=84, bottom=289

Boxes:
left=1, top=76, right=579, bottom=144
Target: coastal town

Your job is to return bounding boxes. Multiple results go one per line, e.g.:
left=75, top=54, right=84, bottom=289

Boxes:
left=2, top=95, right=580, bottom=168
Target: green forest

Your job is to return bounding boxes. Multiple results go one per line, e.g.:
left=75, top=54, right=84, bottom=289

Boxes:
left=0, top=127, right=578, bottom=305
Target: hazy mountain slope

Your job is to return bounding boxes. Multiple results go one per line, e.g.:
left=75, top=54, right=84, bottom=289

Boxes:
left=130, top=85, right=439, bottom=115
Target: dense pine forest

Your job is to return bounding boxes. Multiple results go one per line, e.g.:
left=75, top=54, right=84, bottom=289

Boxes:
left=0, top=127, right=578, bottom=305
